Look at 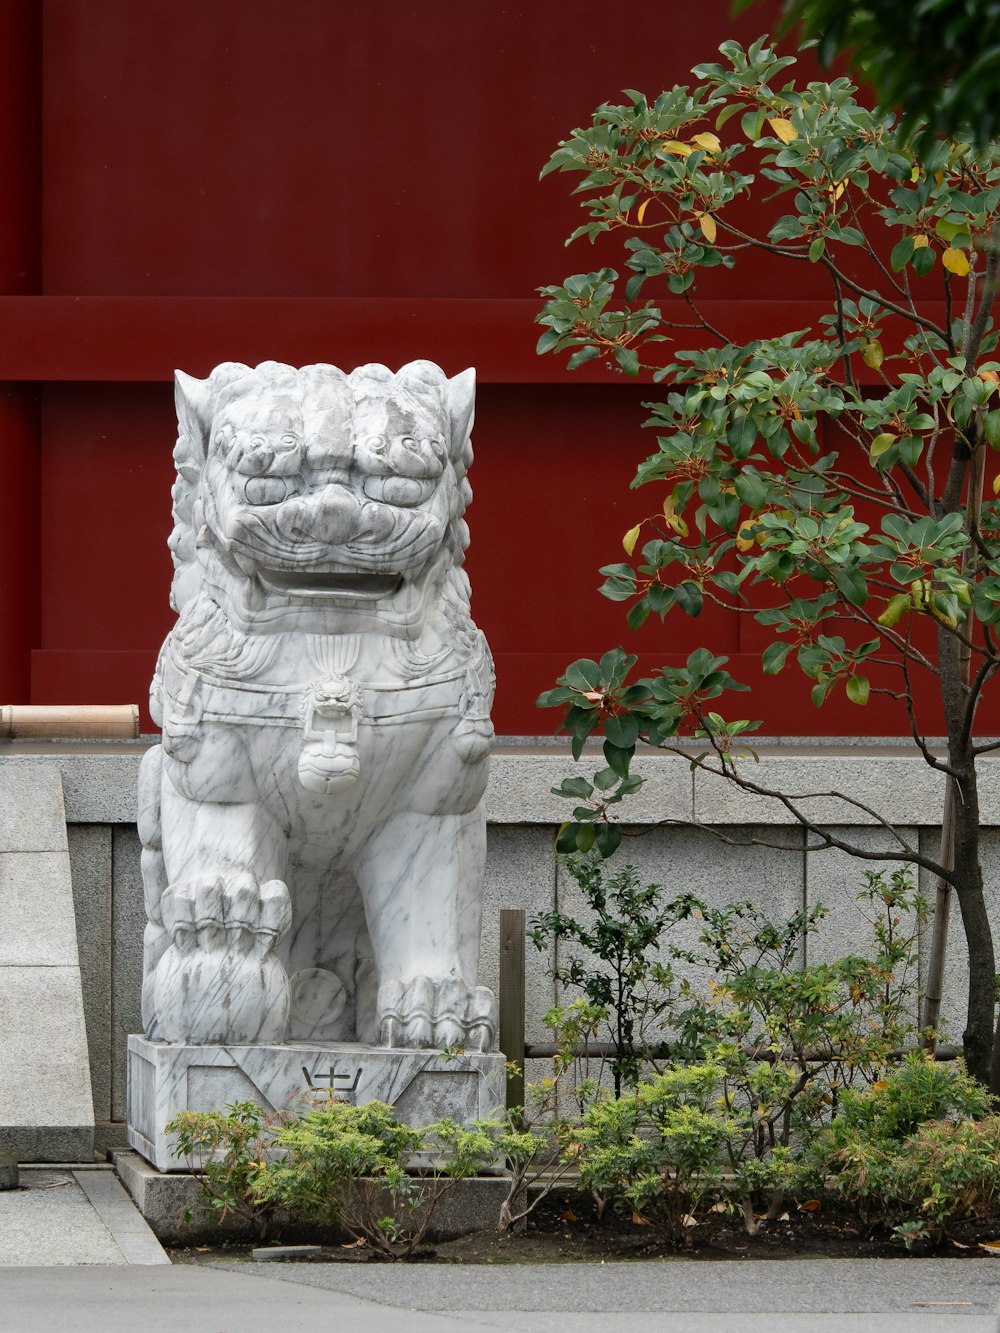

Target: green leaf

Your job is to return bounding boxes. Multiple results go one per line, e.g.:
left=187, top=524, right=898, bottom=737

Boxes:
left=536, top=328, right=562, bottom=355
left=808, top=236, right=826, bottom=263
left=593, top=823, right=623, bottom=859
left=890, top=236, right=915, bottom=272
left=832, top=566, right=868, bottom=606
left=626, top=600, right=651, bottom=630
left=555, top=823, right=580, bottom=854
left=567, top=345, right=601, bottom=371
left=603, top=741, right=634, bottom=778
left=674, top=581, right=704, bottom=616
left=845, top=675, right=870, bottom=706
left=762, top=641, right=793, bottom=675
left=616, top=347, right=640, bottom=377
left=604, top=713, right=639, bottom=748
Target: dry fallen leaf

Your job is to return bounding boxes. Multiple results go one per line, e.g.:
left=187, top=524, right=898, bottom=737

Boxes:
left=798, top=1199, right=822, bottom=1212
left=631, top=1212, right=651, bottom=1226
left=560, top=1209, right=577, bottom=1222
left=979, top=1239, right=1000, bottom=1255
left=341, top=1237, right=367, bottom=1250
left=680, top=1214, right=698, bottom=1228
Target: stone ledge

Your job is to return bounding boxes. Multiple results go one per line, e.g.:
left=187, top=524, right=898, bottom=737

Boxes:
left=112, top=1149, right=520, bottom=1245
left=5, top=740, right=1000, bottom=827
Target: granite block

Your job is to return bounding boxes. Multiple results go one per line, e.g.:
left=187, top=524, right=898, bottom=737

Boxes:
left=693, top=754, right=946, bottom=827
left=0, top=852, right=83, bottom=967
left=68, top=826, right=113, bottom=1123
left=111, top=825, right=145, bottom=1123
left=485, top=751, right=694, bottom=826
left=0, top=763, right=67, bottom=852
left=804, top=827, right=921, bottom=1026
left=0, top=966, right=94, bottom=1160
left=481, top=825, right=557, bottom=1044
left=112, top=1147, right=518, bottom=1245
left=918, top=827, right=1000, bottom=1049
left=552, top=825, right=805, bottom=1036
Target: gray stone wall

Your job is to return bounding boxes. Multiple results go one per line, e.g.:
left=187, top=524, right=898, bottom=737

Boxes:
left=1, top=738, right=993, bottom=1140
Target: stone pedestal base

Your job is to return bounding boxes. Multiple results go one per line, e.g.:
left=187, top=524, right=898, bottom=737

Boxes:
left=127, top=1034, right=506, bottom=1172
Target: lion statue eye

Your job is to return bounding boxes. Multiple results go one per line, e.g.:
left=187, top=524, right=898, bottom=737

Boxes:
left=362, top=434, right=388, bottom=455
left=243, top=476, right=293, bottom=505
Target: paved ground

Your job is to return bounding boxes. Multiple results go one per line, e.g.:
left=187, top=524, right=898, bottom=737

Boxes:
left=2, top=1167, right=1000, bottom=1331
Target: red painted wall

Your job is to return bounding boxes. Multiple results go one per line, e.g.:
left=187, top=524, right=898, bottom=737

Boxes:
left=0, top=1, right=963, bottom=735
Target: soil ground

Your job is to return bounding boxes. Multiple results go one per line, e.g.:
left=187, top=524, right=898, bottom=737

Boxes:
left=168, top=1188, right=1000, bottom=1266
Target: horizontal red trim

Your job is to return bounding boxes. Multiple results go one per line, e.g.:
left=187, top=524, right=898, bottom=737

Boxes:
left=0, top=296, right=950, bottom=384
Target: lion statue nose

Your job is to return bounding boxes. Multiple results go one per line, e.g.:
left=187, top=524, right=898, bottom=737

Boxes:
left=275, top=488, right=362, bottom=545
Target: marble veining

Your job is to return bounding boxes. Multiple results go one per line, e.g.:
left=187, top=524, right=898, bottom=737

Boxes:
left=138, top=360, right=497, bottom=1054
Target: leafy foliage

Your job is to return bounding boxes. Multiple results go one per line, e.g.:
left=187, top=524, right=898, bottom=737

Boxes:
left=529, top=858, right=681, bottom=1093
left=767, top=0, right=1000, bottom=151
left=166, top=1101, right=288, bottom=1239
left=804, top=1054, right=1000, bottom=1241
left=536, top=36, right=1000, bottom=1085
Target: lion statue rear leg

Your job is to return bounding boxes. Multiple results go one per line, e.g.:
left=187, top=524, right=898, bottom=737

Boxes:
left=354, top=807, right=497, bottom=1051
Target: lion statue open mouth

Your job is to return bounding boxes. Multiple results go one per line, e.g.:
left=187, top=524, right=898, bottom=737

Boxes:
left=138, top=359, right=497, bottom=1051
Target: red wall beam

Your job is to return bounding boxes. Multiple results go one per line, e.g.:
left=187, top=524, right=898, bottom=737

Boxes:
left=0, top=296, right=948, bottom=384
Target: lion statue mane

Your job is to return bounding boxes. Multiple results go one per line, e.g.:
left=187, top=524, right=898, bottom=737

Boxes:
left=138, top=359, right=497, bottom=1051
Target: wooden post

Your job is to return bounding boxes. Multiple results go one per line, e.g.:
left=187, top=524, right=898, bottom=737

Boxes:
left=499, top=908, right=525, bottom=1115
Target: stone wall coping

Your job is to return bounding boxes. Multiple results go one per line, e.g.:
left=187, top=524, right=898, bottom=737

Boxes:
left=2, top=737, right=997, bottom=827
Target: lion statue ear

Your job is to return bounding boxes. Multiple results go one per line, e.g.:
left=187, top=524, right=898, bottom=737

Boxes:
left=169, top=369, right=216, bottom=614
left=174, top=369, right=214, bottom=459
left=447, top=368, right=476, bottom=459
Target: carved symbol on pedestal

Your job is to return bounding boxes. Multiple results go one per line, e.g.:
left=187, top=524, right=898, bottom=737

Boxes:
left=301, top=1064, right=363, bottom=1102
left=297, top=675, right=365, bottom=795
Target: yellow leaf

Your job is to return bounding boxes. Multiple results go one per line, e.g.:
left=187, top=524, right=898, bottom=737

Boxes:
left=870, top=432, right=897, bottom=458
left=828, top=180, right=846, bottom=202
left=768, top=117, right=797, bottom=144
left=943, top=246, right=971, bottom=276
left=735, top=520, right=757, bottom=552
left=691, top=131, right=721, bottom=153
left=663, top=496, right=689, bottom=537
left=912, top=233, right=930, bottom=249
left=878, top=593, right=911, bottom=627
left=658, top=139, right=692, bottom=158
left=910, top=165, right=921, bottom=182
left=697, top=212, right=718, bottom=243
left=872, top=1080, right=890, bottom=1092
left=622, top=524, right=641, bottom=555
left=636, top=197, right=651, bottom=225
left=992, top=473, right=1000, bottom=496
left=862, top=339, right=884, bottom=370
left=798, top=1199, right=822, bottom=1212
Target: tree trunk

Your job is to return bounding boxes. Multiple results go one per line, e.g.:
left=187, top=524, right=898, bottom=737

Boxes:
left=950, top=776, right=996, bottom=1087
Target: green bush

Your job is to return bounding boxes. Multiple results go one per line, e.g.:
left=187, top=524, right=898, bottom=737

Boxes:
left=805, top=1054, right=1000, bottom=1241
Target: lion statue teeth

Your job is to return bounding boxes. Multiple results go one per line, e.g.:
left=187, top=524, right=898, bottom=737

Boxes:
left=138, top=359, right=497, bottom=1051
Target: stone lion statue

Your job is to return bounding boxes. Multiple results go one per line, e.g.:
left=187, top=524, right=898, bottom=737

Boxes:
left=138, top=360, right=497, bottom=1051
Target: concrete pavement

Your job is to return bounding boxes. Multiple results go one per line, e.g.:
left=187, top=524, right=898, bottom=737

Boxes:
left=2, top=1258, right=1000, bottom=1332
left=1, top=1166, right=1000, bottom=1330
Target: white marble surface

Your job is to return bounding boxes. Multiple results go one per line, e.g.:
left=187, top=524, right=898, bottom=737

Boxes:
left=139, top=361, right=497, bottom=1054
left=128, top=1035, right=506, bottom=1172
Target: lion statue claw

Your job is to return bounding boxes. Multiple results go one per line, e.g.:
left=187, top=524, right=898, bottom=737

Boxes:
left=139, top=360, right=497, bottom=1051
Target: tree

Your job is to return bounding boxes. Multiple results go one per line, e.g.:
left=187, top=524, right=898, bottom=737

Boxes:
left=535, top=37, right=1000, bottom=1087
left=768, top=0, right=1000, bottom=150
